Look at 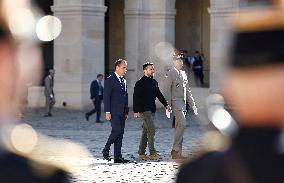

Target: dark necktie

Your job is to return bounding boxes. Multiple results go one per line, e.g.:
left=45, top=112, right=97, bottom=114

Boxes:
left=119, top=77, right=125, bottom=91
left=98, top=81, right=102, bottom=94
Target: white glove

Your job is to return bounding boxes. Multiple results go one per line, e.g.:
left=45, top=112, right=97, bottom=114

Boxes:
left=50, top=94, right=54, bottom=98
left=166, top=109, right=171, bottom=119
left=192, top=106, right=198, bottom=115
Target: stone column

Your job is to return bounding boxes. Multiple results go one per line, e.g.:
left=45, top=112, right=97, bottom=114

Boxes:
left=52, top=0, right=107, bottom=109
left=208, top=0, right=240, bottom=93
left=124, top=0, right=141, bottom=105
left=124, top=0, right=176, bottom=107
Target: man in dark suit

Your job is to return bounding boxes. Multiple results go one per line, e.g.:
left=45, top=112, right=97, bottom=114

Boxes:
left=85, top=74, right=104, bottom=123
left=44, top=69, right=56, bottom=117
left=102, top=59, right=129, bottom=163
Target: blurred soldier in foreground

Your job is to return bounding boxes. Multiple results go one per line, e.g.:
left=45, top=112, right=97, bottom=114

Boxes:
left=0, top=2, right=69, bottom=182
left=164, top=54, right=198, bottom=160
left=177, top=4, right=284, bottom=183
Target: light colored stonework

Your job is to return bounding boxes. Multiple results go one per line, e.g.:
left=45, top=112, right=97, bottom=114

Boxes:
left=52, top=0, right=107, bottom=109
left=124, top=0, right=176, bottom=106
left=208, top=0, right=240, bottom=93
left=28, top=86, right=45, bottom=108
left=27, top=0, right=244, bottom=110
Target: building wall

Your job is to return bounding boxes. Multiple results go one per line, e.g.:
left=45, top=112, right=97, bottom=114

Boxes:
left=175, top=0, right=210, bottom=87
left=124, top=0, right=176, bottom=107
left=29, top=0, right=247, bottom=109
left=51, top=0, right=107, bottom=108
left=107, top=0, right=125, bottom=73
left=209, top=0, right=240, bottom=93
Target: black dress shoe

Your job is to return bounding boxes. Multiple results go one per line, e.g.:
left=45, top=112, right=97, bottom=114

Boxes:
left=102, top=150, right=111, bottom=161
left=44, top=113, right=52, bottom=117
left=96, top=120, right=103, bottom=123
left=114, top=157, right=130, bottom=163
left=85, top=114, right=89, bottom=121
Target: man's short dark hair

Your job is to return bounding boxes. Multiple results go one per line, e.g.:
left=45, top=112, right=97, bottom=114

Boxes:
left=182, top=50, right=188, bottom=54
left=143, top=62, right=154, bottom=70
left=97, top=74, right=103, bottom=78
left=114, top=59, right=126, bottom=68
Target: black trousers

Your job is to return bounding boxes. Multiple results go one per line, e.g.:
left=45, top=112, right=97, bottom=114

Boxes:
left=104, top=115, right=125, bottom=158
left=193, top=68, right=204, bottom=86
left=86, top=95, right=103, bottom=121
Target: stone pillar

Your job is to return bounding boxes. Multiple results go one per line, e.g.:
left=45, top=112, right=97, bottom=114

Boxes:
left=124, top=0, right=141, bottom=105
left=124, top=0, right=176, bottom=107
left=208, top=0, right=240, bottom=93
left=52, top=0, right=107, bottom=109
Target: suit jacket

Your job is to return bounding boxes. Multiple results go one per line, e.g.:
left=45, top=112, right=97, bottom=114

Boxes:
left=163, top=68, right=195, bottom=114
left=44, top=75, right=54, bottom=97
left=90, top=80, right=103, bottom=100
left=104, top=74, right=128, bottom=115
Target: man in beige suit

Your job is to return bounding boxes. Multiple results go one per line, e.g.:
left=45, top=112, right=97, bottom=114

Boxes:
left=44, top=69, right=56, bottom=117
left=163, top=54, right=198, bottom=159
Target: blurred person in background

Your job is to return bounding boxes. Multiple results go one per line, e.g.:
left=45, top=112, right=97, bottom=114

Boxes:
left=0, top=2, right=70, bottom=182
left=44, top=69, right=55, bottom=117
left=85, top=74, right=104, bottom=123
left=177, top=3, right=284, bottom=183
left=191, top=50, right=205, bottom=87
left=179, top=50, right=191, bottom=76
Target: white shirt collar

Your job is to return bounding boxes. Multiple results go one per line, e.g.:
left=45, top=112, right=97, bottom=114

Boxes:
left=114, top=72, right=125, bottom=83
left=174, top=67, right=180, bottom=74
left=114, top=72, right=122, bottom=79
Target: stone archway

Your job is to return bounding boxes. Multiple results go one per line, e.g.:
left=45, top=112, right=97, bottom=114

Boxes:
left=175, top=0, right=210, bottom=88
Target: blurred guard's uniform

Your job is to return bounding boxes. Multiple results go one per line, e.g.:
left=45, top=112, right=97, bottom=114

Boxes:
left=177, top=3, right=284, bottom=183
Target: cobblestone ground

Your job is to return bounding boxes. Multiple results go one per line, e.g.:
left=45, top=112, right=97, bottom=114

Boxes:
left=22, top=108, right=206, bottom=183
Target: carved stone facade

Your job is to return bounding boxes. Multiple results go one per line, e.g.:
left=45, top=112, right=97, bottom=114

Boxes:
left=52, top=0, right=107, bottom=108
left=208, top=0, right=240, bottom=93
left=29, top=0, right=242, bottom=109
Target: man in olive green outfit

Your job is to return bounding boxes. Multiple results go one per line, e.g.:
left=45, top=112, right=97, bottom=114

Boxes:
left=163, top=54, right=198, bottom=159
left=133, top=62, right=170, bottom=160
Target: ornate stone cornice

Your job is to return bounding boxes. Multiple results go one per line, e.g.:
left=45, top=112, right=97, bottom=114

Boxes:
left=208, top=8, right=239, bottom=17
left=124, top=10, right=176, bottom=19
left=52, top=5, right=107, bottom=16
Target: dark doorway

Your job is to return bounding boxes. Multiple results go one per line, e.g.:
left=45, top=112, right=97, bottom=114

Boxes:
left=33, top=0, right=54, bottom=84
left=105, top=0, right=125, bottom=77
left=175, top=0, right=210, bottom=88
